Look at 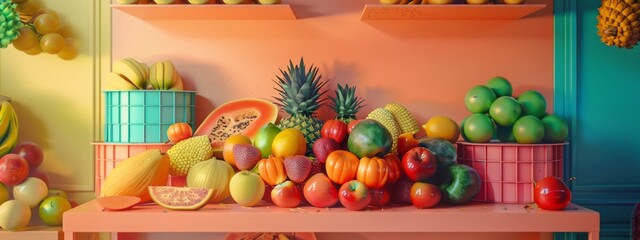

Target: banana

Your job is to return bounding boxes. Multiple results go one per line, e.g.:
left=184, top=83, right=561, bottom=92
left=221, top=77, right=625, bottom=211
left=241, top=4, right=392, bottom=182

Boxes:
left=162, top=60, right=176, bottom=90
left=170, top=72, right=184, bottom=90
left=156, top=61, right=165, bottom=90
left=0, top=107, right=19, bottom=156
left=113, top=59, right=145, bottom=89
left=122, top=58, right=149, bottom=85
left=148, top=63, right=159, bottom=90
left=0, top=101, right=12, bottom=141
left=106, top=72, right=138, bottom=90
left=140, top=62, right=150, bottom=81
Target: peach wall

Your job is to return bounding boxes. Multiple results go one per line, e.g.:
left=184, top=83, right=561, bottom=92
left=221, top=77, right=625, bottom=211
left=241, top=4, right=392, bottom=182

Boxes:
left=111, top=0, right=554, bottom=128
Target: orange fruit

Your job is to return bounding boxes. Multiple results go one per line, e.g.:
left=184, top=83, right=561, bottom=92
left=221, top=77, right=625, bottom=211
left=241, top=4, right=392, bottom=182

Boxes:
left=422, top=116, right=461, bottom=144
left=223, top=134, right=252, bottom=167
left=271, top=128, right=306, bottom=158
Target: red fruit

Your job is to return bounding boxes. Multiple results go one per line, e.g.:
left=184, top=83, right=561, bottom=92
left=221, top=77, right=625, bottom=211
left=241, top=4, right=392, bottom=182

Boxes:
left=410, top=182, right=441, bottom=209
left=312, top=138, right=339, bottom=163
left=534, top=176, right=572, bottom=210
left=167, top=122, right=193, bottom=144
left=369, top=187, right=390, bottom=207
left=338, top=180, right=372, bottom=211
left=262, top=184, right=273, bottom=202
left=271, top=180, right=302, bottom=208
left=308, top=158, right=325, bottom=177
left=389, top=177, right=413, bottom=205
left=233, top=144, right=262, bottom=170
left=321, top=120, right=349, bottom=143
left=401, top=147, right=437, bottom=182
left=303, top=173, right=338, bottom=208
left=29, top=170, right=50, bottom=187
left=12, top=142, right=44, bottom=171
left=284, top=155, right=312, bottom=183
left=347, top=119, right=362, bottom=134
left=0, top=154, right=30, bottom=186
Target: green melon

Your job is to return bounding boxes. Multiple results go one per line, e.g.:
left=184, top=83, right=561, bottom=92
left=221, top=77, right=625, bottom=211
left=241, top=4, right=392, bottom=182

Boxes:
left=347, top=119, right=392, bottom=158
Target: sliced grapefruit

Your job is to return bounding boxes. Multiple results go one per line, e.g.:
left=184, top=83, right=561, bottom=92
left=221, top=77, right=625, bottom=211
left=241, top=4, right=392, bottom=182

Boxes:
left=148, top=186, right=213, bottom=211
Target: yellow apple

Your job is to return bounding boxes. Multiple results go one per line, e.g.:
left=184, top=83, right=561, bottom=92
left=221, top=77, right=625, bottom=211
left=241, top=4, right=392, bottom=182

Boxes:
left=229, top=171, right=265, bottom=207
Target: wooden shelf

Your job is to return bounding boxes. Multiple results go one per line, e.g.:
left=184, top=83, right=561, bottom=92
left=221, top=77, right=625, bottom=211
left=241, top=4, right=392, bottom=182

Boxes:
left=361, top=4, right=546, bottom=20
left=111, top=4, right=296, bottom=20
left=0, top=224, right=62, bottom=240
left=63, top=200, right=599, bottom=240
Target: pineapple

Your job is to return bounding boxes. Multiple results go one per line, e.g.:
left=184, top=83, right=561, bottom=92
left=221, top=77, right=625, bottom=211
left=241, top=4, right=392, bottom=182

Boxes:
left=273, top=58, right=328, bottom=152
left=330, top=84, right=365, bottom=124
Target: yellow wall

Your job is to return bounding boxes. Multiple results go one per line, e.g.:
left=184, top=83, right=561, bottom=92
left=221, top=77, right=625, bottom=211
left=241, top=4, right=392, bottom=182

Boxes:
left=0, top=0, right=110, bottom=203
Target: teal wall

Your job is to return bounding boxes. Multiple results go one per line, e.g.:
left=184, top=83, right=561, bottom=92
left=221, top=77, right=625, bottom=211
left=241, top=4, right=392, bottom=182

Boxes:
left=554, top=1, right=640, bottom=239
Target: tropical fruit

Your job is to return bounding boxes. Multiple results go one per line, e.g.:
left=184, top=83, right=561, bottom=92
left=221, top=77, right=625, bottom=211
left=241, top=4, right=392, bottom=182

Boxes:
left=542, top=114, right=569, bottom=143
left=422, top=115, right=460, bottom=144
left=194, top=98, right=278, bottom=159
left=517, top=90, right=547, bottom=118
left=148, top=186, right=213, bottom=210
left=253, top=123, right=281, bottom=158
left=222, top=134, right=252, bottom=167
left=186, top=159, right=235, bottom=203
left=283, top=155, right=312, bottom=183
left=271, top=128, right=307, bottom=158
left=366, top=108, right=401, bottom=152
left=462, top=113, right=495, bottom=143
left=233, top=144, right=262, bottom=171
left=384, top=102, right=420, bottom=135
left=148, top=60, right=183, bottom=90
left=596, top=0, right=640, bottom=48
left=273, top=58, right=328, bottom=153
left=486, top=76, right=513, bottom=97
left=112, top=58, right=148, bottom=90
left=348, top=119, right=393, bottom=158
left=489, top=96, right=522, bottom=126
left=513, top=115, right=545, bottom=144
left=167, top=135, right=214, bottom=176
left=330, top=84, right=365, bottom=124
left=0, top=0, right=21, bottom=49
left=465, top=85, right=497, bottom=113
left=100, top=150, right=169, bottom=203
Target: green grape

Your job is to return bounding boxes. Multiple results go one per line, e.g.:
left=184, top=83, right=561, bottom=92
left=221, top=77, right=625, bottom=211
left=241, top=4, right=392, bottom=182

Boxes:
left=12, top=27, right=38, bottom=51
left=34, top=13, right=60, bottom=34
left=57, top=38, right=78, bottom=60
left=39, top=32, right=64, bottom=54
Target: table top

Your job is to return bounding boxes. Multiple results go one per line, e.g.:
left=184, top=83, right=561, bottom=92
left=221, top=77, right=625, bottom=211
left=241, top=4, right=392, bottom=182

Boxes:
left=63, top=200, right=599, bottom=233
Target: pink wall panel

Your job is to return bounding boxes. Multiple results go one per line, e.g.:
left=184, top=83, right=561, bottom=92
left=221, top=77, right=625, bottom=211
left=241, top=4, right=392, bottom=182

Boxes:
left=112, top=0, right=554, bottom=128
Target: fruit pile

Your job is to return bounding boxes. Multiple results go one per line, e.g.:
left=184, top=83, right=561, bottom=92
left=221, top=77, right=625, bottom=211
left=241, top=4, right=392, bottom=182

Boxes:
left=461, top=76, right=568, bottom=144
left=4, top=0, right=78, bottom=60
left=106, top=58, right=185, bottom=91
left=116, top=0, right=282, bottom=5
left=98, top=58, right=481, bottom=211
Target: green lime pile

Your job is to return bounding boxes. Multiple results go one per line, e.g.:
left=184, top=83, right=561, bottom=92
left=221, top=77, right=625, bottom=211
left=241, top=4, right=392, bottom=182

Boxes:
left=461, top=76, right=568, bottom=144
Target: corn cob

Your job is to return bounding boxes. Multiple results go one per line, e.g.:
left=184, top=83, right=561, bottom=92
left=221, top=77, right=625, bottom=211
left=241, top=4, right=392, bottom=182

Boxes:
left=367, top=108, right=401, bottom=153
left=384, top=102, right=420, bottom=135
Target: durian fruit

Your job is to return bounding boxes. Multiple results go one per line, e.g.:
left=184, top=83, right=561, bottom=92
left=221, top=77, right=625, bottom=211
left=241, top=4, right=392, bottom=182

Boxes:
left=0, top=0, right=22, bottom=48
left=367, top=108, right=401, bottom=153
left=596, top=0, right=640, bottom=48
left=384, top=102, right=420, bottom=135
left=167, top=135, right=214, bottom=176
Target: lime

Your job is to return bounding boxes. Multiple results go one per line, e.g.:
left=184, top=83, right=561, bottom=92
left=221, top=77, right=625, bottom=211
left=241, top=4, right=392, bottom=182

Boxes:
left=462, top=114, right=495, bottom=143
left=496, top=125, right=516, bottom=142
left=517, top=90, right=547, bottom=118
left=489, top=96, right=522, bottom=126
left=542, top=114, right=568, bottom=143
left=513, top=115, right=544, bottom=144
left=459, top=115, right=470, bottom=142
left=464, top=85, right=496, bottom=113
left=38, top=196, right=72, bottom=226
left=486, top=76, right=512, bottom=97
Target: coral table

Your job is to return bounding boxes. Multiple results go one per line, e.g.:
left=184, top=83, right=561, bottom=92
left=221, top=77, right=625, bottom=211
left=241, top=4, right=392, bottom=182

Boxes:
left=63, top=201, right=599, bottom=240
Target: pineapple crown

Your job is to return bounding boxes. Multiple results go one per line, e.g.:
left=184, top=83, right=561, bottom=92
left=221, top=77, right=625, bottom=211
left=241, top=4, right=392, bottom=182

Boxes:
left=1, top=0, right=22, bottom=48
left=273, top=58, right=328, bottom=117
left=330, top=83, right=365, bottom=120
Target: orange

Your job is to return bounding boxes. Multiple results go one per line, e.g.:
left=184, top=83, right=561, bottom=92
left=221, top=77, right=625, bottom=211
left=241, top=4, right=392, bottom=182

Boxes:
left=223, top=134, right=252, bottom=167
left=422, top=116, right=461, bottom=144
left=271, top=128, right=306, bottom=158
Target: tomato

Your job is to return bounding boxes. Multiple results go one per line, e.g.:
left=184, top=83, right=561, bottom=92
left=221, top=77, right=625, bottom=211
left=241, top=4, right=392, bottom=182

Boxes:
left=321, top=120, right=348, bottom=143
left=0, top=154, right=30, bottom=186
left=347, top=119, right=362, bottom=134
left=167, top=122, right=193, bottom=144
left=533, top=176, right=571, bottom=210
left=356, top=156, right=389, bottom=189
left=38, top=196, right=72, bottom=226
left=325, top=150, right=359, bottom=184
left=410, top=182, right=441, bottom=209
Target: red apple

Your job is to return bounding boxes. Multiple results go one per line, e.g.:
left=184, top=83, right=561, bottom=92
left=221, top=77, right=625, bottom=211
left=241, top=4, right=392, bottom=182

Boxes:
left=338, top=180, right=371, bottom=211
left=271, top=181, right=302, bottom=208
left=369, top=187, right=390, bottom=207
left=410, top=182, right=441, bottom=209
left=12, top=142, right=44, bottom=171
left=534, top=176, right=572, bottom=210
left=262, top=184, right=273, bottom=203
left=401, top=147, right=437, bottom=182
left=0, top=154, right=30, bottom=186
left=29, top=170, right=50, bottom=188
left=303, top=173, right=338, bottom=208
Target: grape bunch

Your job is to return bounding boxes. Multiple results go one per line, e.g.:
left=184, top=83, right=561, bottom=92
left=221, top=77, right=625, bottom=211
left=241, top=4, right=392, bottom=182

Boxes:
left=9, top=0, right=78, bottom=60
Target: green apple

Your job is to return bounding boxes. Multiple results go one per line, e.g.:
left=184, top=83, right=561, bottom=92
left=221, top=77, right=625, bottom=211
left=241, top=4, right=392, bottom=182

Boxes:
left=229, top=171, right=265, bottom=207
left=517, top=90, right=547, bottom=118
left=39, top=196, right=72, bottom=226
left=258, top=0, right=281, bottom=4
left=13, top=177, right=49, bottom=208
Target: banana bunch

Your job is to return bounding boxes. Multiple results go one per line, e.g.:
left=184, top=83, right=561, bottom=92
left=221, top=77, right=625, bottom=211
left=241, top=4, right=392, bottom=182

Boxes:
left=148, top=60, right=184, bottom=90
left=597, top=0, right=640, bottom=49
left=0, top=101, right=19, bottom=157
left=106, top=58, right=150, bottom=90
left=1, top=0, right=22, bottom=48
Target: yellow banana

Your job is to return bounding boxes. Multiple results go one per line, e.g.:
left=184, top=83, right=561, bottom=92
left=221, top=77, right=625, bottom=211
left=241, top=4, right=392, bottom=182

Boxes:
left=0, top=108, right=19, bottom=156
left=140, top=62, right=150, bottom=82
left=113, top=59, right=145, bottom=89
left=155, top=62, right=165, bottom=89
left=170, top=73, right=184, bottom=90
left=148, top=63, right=159, bottom=90
left=0, top=102, right=12, bottom=140
left=122, top=58, right=149, bottom=86
left=162, top=60, right=176, bottom=90
left=106, top=72, right=138, bottom=90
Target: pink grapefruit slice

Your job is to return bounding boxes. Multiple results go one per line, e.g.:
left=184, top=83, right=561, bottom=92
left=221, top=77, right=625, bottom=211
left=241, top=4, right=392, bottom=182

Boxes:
left=148, top=186, right=213, bottom=210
